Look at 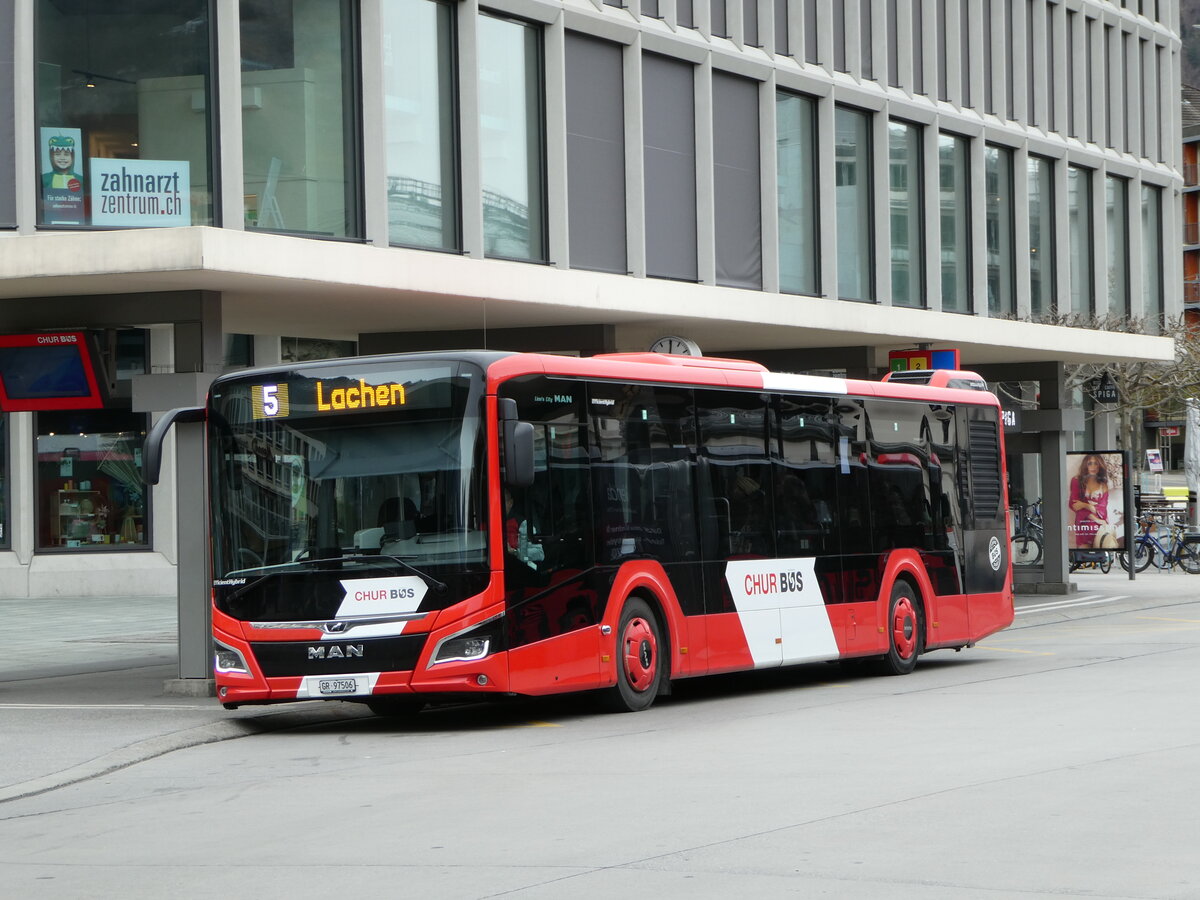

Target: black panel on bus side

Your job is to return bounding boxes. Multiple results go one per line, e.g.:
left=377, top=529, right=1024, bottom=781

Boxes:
left=958, top=405, right=1008, bottom=595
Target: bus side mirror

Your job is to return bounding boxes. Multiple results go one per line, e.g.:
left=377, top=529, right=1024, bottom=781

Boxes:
left=499, top=398, right=535, bottom=488
left=144, top=405, right=205, bottom=485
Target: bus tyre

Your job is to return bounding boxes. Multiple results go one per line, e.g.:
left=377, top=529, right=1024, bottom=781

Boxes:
left=600, top=597, right=664, bottom=713
left=879, top=581, right=922, bottom=676
left=365, top=697, right=425, bottom=718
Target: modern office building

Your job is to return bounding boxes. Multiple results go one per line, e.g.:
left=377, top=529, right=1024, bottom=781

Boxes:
left=0, top=0, right=1183, bottom=617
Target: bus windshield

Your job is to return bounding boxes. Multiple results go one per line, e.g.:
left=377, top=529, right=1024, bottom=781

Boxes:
left=208, top=361, right=488, bottom=594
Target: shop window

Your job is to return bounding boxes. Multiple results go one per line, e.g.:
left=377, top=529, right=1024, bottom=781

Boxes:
left=34, top=0, right=214, bottom=228
left=36, top=410, right=149, bottom=551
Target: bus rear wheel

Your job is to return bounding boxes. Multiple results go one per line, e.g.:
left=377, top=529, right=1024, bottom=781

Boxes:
left=879, top=581, right=922, bottom=676
left=599, top=597, right=664, bottom=713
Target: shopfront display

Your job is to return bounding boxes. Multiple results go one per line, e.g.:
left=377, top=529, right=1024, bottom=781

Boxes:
left=36, top=409, right=149, bottom=550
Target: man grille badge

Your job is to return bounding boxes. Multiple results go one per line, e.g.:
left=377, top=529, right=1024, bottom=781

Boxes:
left=323, top=621, right=349, bottom=634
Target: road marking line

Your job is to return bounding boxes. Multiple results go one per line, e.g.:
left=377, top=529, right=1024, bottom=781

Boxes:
left=1015, top=595, right=1125, bottom=615
left=1135, top=616, right=1200, bottom=624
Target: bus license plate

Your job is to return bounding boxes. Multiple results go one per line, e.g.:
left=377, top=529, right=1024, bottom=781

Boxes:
left=317, top=678, right=361, bottom=695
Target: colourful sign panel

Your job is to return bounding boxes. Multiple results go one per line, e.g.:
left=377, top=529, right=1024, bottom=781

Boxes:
left=888, top=348, right=961, bottom=372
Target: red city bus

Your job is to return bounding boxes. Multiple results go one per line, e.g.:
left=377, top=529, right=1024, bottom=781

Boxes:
left=146, top=351, right=1013, bottom=715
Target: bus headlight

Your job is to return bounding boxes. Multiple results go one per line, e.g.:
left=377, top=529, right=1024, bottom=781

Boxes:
left=214, top=640, right=250, bottom=674
left=432, top=616, right=502, bottom=664
left=435, top=636, right=490, bottom=663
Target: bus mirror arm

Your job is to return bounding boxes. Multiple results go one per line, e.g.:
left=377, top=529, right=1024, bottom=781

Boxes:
left=499, top=398, right=535, bottom=488
left=144, top=406, right=205, bottom=485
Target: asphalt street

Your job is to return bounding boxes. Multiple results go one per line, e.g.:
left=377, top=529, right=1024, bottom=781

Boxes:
left=0, top=570, right=1194, bottom=805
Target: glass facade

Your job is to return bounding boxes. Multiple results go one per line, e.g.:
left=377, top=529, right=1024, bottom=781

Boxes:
left=383, top=0, right=458, bottom=251
left=1068, top=165, right=1094, bottom=317
left=36, top=410, right=150, bottom=551
left=34, top=0, right=214, bottom=228
left=835, top=106, right=873, bottom=302
left=888, top=121, right=923, bottom=308
left=777, top=91, right=818, bottom=296
left=241, top=0, right=360, bottom=237
left=1142, top=184, right=1163, bottom=328
left=1106, top=175, right=1130, bottom=318
left=1028, top=155, right=1055, bottom=319
left=938, top=133, right=970, bottom=313
left=985, top=144, right=1015, bottom=317
left=478, top=14, right=545, bottom=262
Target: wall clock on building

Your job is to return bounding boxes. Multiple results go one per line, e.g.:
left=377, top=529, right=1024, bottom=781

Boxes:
left=649, top=335, right=702, bottom=356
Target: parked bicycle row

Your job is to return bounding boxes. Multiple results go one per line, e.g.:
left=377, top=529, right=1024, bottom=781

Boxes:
left=1009, top=500, right=1200, bottom=574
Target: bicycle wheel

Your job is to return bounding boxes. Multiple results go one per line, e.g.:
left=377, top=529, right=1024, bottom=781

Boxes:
left=1119, top=541, right=1155, bottom=573
left=1178, top=539, right=1200, bottom=575
left=1011, top=534, right=1043, bottom=566
left=1099, top=551, right=1113, bottom=574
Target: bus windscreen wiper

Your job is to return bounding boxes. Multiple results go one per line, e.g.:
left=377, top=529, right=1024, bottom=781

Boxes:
left=224, top=554, right=447, bottom=599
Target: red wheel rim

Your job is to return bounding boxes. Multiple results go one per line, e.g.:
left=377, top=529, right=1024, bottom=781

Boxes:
left=891, top=596, right=917, bottom=659
left=621, top=616, right=658, bottom=692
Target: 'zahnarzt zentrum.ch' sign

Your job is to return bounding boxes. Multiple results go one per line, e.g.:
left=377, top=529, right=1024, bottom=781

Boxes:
left=90, top=158, right=191, bottom=227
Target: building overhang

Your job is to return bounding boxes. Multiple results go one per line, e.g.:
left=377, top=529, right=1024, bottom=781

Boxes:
left=0, top=226, right=1175, bottom=367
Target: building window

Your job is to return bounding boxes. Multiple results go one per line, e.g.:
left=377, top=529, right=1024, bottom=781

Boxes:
left=678, top=0, right=694, bottom=29
left=479, top=14, right=546, bottom=262
left=1029, top=155, right=1056, bottom=319
left=713, top=72, right=761, bottom=289
left=35, top=410, right=150, bottom=551
left=777, top=91, right=819, bottom=296
left=566, top=33, right=626, bottom=275
left=644, top=53, right=697, bottom=281
left=939, top=133, right=970, bottom=313
left=241, top=0, right=360, bottom=237
left=985, top=144, right=1015, bottom=317
left=281, top=337, right=357, bottom=362
left=383, top=0, right=459, bottom=251
left=889, top=121, right=924, bottom=308
left=34, top=0, right=214, bottom=229
left=1142, top=184, right=1163, bottom=329
left=835, top=106, right=873, bottom=302
left=712, top=0, right=728, bottom=38
left=1068, top=164, right=1094, bottom=317
left=1106, top=175, right=1130, bottom=318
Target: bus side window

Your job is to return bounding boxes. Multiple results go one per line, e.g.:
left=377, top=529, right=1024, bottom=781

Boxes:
left=774, top=396, right=838, bottom=558
left=698, top=391, right=772, bottom=559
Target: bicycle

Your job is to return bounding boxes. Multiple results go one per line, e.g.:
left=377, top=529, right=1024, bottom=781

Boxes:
left=1118, top=514, right=1200, bottom=574
left=1010, top=499, right=1044, bottom=566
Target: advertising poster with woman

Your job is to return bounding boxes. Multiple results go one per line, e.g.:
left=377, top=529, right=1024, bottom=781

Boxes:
left=1066, top=451, right=1126, bottom=550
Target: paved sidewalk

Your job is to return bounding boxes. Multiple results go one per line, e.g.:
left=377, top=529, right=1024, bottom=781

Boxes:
left=1, top=572, right=1196, bottom=804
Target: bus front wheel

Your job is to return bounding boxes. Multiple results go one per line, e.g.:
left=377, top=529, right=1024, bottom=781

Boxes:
left=599, top=597, right=664, bottom=713
left=879, top=581, right=923, bottom=676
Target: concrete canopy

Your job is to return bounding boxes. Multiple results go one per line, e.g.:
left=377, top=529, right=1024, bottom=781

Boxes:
left=0, top=226, right=1175, bottom=368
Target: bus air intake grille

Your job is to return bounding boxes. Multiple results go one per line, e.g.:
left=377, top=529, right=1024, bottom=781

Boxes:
left=250, top=634, right=428, bottom=677
left=967, top=419, right=1003, bottom=521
